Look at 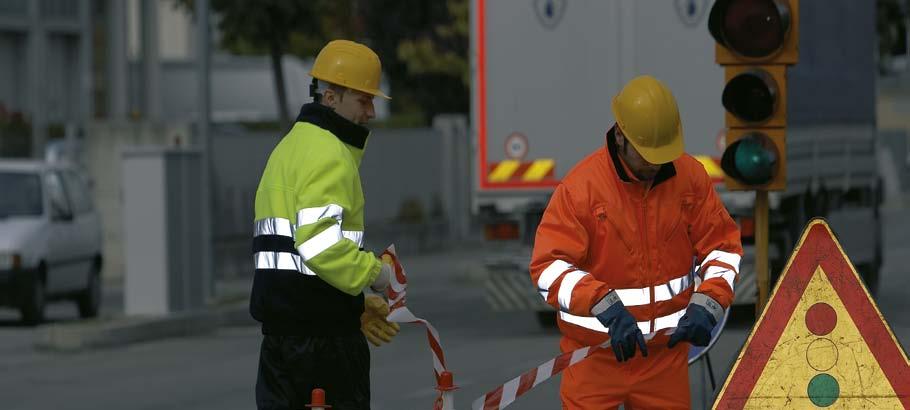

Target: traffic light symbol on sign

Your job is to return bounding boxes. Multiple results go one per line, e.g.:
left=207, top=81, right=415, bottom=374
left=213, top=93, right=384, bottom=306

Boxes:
left=709, top=0, right=798, bottom=191
left=804, top=302, right=840, bottom=407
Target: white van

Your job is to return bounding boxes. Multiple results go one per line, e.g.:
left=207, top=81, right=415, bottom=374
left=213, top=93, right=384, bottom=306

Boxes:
left=0, top=160, right=103, bottom=324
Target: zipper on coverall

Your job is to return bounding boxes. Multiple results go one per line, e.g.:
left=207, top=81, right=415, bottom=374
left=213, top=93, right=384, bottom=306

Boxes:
left=639, top=188, right=656, bottom=334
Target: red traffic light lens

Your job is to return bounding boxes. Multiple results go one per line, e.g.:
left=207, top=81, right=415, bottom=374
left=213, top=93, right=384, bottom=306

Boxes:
left=709, top=0, right=791, bottom=59
left=721, top=132, right=779, bottom=186
left=722, top=69, right=778, bottom=123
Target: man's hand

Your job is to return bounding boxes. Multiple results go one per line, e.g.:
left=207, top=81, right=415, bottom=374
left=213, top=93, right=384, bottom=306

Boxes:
left=667, top=293, right=723, bottom=348
left=594, top=292, right=648, bottom=362
left=361, top=294, right=400, bottom=347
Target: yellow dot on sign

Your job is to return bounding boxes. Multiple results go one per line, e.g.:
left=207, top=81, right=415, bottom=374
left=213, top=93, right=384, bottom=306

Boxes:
left=806, top=338, right=838, bottom=372
left=381, top=254, right=393, bottom=264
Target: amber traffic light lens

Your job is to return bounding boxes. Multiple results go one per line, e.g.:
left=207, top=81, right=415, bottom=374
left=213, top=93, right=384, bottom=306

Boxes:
left=722, top=70, right=778, bottom=123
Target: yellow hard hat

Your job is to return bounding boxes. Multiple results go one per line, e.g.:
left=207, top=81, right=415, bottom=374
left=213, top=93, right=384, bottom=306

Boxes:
left=310, top=40, right=390, bottom=99
left=611, top=75, right=683, bottom=164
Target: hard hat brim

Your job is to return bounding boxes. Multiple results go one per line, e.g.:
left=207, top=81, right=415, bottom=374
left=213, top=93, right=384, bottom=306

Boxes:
left=339, top=83, right=391, bottom=100
left=620, top=123, right=685, bottom=165
left=312, top=74, right=392, bottom=100
left=371, top=89, right=392, bottom=100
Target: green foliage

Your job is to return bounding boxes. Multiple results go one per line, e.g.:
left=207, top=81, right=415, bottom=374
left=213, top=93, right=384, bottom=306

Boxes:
left=396, top=0, right=469, bottom=87
left=175, top=0, right=353, bottom=123
left=362, top=0, right=469, bottom=124
left=176, top=0, right=352, bottom=56
left=177, top=0, right=469, bottom=126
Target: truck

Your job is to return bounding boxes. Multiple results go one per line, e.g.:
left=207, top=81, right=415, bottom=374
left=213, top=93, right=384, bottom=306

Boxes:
left=471, top=0, right=882, bottom=325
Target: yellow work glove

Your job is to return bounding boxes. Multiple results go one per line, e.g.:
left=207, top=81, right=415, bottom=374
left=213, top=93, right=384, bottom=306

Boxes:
left=361, top=294, right=400, bottom=347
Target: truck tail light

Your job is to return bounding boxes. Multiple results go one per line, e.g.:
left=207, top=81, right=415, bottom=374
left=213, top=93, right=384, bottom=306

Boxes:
left=484, top=222, right=520, bottom=240
left=738, top=216, right=755, bottom=240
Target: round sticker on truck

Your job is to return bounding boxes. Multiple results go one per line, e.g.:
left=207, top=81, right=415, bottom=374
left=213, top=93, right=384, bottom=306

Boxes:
left=504, top=132, right=529, bottom=160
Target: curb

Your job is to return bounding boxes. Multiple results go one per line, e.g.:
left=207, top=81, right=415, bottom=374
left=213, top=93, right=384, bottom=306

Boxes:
left=35, top=299, right=255, bottom=352
left=215, top=300, right=258, bottom=328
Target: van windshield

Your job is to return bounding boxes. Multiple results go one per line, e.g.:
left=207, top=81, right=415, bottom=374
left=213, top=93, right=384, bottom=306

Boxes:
left=0, top=172, right=43, bottom=218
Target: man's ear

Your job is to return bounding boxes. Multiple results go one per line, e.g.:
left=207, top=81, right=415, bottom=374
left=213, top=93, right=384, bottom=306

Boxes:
left=322, top=89, right=336, bottom=107
left=614, top=128, right=624, bottom=149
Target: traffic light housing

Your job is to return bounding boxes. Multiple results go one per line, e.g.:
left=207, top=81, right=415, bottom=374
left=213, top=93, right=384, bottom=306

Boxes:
left=710, top=0, right=798, bottom=191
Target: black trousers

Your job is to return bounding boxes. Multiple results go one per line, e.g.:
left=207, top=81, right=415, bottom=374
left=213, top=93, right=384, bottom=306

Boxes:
left=256, top=334, right=370, bottom=410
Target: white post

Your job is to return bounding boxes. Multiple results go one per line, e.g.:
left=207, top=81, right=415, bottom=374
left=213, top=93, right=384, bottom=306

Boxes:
left=436, top=371, right=457, bottom=410
left=440, top=391, right=456, bottom=410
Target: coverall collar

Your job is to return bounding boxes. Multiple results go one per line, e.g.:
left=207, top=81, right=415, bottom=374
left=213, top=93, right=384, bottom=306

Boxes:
left=606, top=126, right=676, bottom=189
left=295, top=103, right=370, bottom=150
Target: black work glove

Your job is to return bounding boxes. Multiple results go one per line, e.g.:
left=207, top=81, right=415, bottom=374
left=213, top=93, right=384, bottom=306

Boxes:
left=667, top=293, right=723, bottom=348
left=594, top=292, right=648, bottom=362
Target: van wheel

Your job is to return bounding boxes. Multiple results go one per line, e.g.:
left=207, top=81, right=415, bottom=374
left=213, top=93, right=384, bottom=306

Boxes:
left=77, top=262, right=101, bottom=319
left=536, top=311, right=558, bottom=328
left=20, top=269, right=46, bottom=326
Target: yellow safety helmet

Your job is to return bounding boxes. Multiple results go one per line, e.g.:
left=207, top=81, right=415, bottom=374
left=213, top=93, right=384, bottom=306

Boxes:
left=611, top=75, right=683, bottom=164
left=310, top=40, right=390, bottom=99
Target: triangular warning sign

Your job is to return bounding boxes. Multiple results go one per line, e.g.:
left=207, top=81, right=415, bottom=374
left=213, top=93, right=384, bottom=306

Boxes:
left=714, top=219, right=910, bottom=409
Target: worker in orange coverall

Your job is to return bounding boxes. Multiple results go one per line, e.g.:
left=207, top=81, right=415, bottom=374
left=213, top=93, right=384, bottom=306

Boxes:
left=530, top=75, right=743, bottom=409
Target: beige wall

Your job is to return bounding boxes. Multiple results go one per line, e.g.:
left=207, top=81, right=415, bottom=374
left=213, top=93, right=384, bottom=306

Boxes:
left=85, top=120, right=190, bottom=280
left=878, top=88, right=910, bottom=131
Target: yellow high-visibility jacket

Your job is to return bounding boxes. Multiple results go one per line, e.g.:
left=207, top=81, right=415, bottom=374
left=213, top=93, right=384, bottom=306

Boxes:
left=250, top=103, right=382, bottom=335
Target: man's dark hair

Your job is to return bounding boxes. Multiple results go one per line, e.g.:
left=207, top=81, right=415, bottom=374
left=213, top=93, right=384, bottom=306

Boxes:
left=310, top=78, right=348, bottom=103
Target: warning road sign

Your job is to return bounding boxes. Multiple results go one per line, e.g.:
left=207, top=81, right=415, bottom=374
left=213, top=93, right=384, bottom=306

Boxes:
left=714, top=219, right=910, bottom=409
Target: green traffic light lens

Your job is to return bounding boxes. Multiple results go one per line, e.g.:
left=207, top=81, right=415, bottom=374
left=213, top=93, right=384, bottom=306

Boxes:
left=735, top=138, right=775, bottom=184
left=721, top=133, right=779, bottom=186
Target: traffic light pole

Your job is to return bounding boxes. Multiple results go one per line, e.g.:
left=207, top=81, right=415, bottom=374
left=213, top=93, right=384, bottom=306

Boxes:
left=708, top=0, right=798, bottom=317
left=755, top=190, right=770, bottom=316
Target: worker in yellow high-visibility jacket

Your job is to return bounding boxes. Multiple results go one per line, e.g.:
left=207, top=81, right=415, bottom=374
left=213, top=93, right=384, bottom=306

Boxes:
left=251, top=40, right=399, bottom=410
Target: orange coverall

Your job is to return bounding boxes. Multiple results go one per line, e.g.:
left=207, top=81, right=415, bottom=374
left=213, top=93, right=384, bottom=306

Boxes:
left=530, top=127, right=743, bottom=409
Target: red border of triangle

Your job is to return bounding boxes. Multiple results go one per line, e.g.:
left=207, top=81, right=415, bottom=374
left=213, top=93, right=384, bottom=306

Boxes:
left=714, top=219, right=910, bottom=408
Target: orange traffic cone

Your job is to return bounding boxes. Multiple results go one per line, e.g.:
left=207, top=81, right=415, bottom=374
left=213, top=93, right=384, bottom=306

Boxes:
left=434, top=371, right=457, bottom=410
left=304, top=388, right=331, bottom=410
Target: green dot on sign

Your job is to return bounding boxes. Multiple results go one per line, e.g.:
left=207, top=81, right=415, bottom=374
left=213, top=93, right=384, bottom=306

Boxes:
left=808, top=373, right=840, bottom=407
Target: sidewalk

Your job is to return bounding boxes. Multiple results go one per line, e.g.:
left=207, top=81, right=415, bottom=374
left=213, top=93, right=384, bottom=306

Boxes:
left=33, top=237, right=488, bottom=352
left=35, top=276, right=255, bottom=352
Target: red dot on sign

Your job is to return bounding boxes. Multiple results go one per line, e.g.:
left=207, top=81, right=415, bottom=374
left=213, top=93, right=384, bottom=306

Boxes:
left=805, top=303, right=837, bottom=336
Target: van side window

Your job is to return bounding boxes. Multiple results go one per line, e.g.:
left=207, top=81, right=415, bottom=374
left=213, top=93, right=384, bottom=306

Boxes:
left=45, top=172, right=72, bottom=218
left=63, top=171, right=92, bottom=215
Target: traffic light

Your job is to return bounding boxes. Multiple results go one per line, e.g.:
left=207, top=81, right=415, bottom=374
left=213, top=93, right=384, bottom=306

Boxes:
left=709, top=0, right=798, bottom=191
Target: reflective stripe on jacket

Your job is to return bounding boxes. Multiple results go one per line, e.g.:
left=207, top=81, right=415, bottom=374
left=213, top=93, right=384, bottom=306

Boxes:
left=250, top=103, right=382, bottom=336
left=530, top=127, right=743, bottom=347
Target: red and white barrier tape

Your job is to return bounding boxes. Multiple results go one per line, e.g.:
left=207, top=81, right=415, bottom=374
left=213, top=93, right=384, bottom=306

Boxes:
left=379, top=246, right=679, bottom=409
left=471, top=328, right=677, bottom=410
left=380, top=246, right=450, bottom=405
